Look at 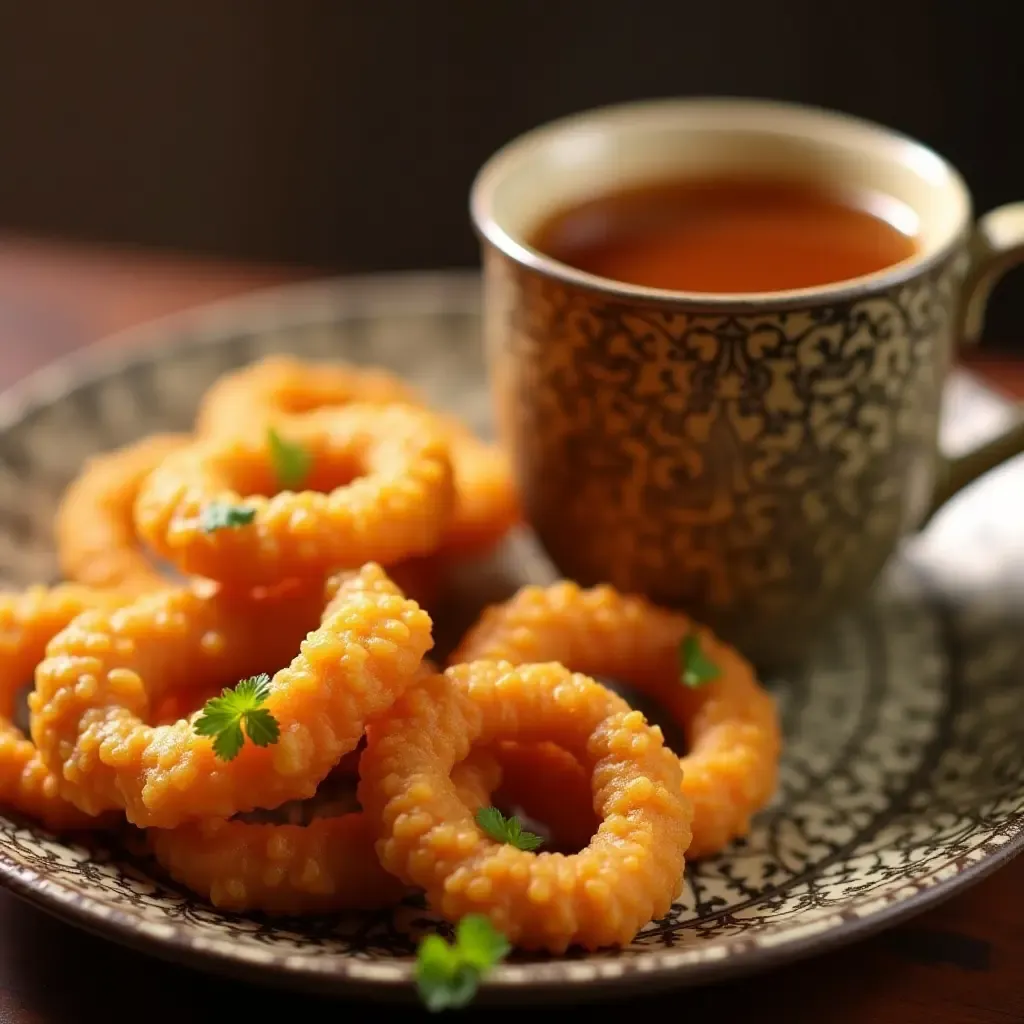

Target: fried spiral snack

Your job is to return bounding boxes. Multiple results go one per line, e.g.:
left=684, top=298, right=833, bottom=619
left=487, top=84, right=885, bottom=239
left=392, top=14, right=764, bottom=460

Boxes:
left=134, top=404, right=455, bottom=587
left=426, top=413, right=521, bottom=557
left=0, top=585, right=126, bottom=830
left=195, top=356, right=520, bottom=557
left=30, top=564, right=432, bottom=828
left=450, top=582, right=780, bottom=858
left=194, top=355, right=421, bottom=435
left=359, top=661, right=691, bottom=952
left=149, top=753, right=500, bottom=914
left=56, top=434, right=189, bottom=594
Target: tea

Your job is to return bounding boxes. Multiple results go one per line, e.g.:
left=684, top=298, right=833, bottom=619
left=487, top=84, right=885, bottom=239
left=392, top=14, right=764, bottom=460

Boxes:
left=530, top=175, right=918, bottom=294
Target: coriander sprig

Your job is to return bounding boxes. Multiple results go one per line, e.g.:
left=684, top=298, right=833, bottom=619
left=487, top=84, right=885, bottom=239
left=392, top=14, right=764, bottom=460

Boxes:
left=267, top=426, right=312, bottom=490
left=193, top=673, right=280, bottom=761
left=199, top=501, right=256, bottom=534
left=475, top=807, right=544, bottom=851
left=679, top=631, right=720, bottom=689
left=416, top=915, right=510, bottom=1012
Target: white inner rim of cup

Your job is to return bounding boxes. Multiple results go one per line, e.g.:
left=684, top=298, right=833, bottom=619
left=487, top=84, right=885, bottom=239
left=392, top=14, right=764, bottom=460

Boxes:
left=470, top=98, right=973, bottom=307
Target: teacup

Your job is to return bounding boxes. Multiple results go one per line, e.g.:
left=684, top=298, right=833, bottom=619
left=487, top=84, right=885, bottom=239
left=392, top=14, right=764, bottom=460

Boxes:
left=471, top=98, right=1024, bottom=668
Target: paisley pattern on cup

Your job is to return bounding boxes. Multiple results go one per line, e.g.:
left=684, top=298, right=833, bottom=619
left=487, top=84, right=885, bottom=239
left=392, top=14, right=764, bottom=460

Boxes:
left=485, top=251, right=971, bottom=666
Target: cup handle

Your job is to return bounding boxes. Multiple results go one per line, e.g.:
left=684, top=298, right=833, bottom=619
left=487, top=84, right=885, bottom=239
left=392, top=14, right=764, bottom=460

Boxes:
left=925, top=202, right=1024, bottom=520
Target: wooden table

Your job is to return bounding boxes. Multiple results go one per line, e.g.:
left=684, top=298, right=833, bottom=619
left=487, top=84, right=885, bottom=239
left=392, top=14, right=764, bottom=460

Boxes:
left=0, top=236, right=1021, bottom=1024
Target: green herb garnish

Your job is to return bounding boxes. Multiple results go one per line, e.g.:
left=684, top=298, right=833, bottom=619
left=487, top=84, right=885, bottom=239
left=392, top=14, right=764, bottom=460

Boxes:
left=267, top=426, right=312, bottom=490
left=199, top=502, right=256, bottom=533
left=416, top=915, right=511, bottom=1012
left=679, top=631, right=720, bottom=688
left=475, top=806, right=544, bottom=851
left=193, top=673, right=280, bottom=761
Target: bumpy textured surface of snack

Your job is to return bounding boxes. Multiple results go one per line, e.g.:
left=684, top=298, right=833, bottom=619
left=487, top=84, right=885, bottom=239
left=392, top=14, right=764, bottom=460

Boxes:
left=194, top=355, right=421, bottom=436
left=56, top=433, right=189, bottom=593
left=149, top=752, right=500, bottom=914
left=429, top=412, right=521, bottom=556
left=134, top=404, right=454, bottom=587
left=150, top=812, right=403, bottom=914
left=0, top=585, right=128, bottom=829
left=30, top=564, right=432, bottom=827
left=195, top=356, right=520, bottom=557
left=359, top=661, right=691, bottom=952
left=449, top=581, right=780, bottom=858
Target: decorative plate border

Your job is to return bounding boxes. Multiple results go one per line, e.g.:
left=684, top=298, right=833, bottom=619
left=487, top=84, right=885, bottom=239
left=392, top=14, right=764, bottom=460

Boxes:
left=0, top=272, right=1019, bottom=1000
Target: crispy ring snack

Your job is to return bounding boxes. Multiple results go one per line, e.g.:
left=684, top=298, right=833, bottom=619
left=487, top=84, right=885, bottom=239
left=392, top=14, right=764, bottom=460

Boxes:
left=150, top=810, right=403, bottom=914
left=359, top=661, right=691, bottom=952
left=194, top=355, right=421, bottom=436
left=450, top=582, right=780, bottom=858
left=195, top=356, right=520, bottom=557
left=134, top=404, right=454, bottom=587
left=0, top=585, right=127, bottom=829
left=30, top=564, right=432, bottom=827
left=149, top=752, right=500, bottom=914
left=56, top=433, right=189, bottom=593
left=489, top=741, right=599, bottom=853
left=431, top=413, right=521, bottom=557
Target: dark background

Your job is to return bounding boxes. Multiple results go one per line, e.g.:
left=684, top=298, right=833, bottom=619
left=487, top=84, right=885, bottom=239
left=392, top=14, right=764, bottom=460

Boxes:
left=1, top=0, right=1021, bottom=341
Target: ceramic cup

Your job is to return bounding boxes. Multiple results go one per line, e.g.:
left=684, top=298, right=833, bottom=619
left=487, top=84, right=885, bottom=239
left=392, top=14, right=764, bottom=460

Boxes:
left=471, top=98, right=1024, bottom=668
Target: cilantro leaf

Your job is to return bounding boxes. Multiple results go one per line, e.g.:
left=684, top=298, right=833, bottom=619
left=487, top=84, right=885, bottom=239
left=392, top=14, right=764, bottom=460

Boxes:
left=416, top=935, right=477, bottom=1012
left=415, top=916, right=510, bottom=1012
left=233, top=673, right=272, bottom=704
left=211, top=720, right=245, bottom=761
left=243, top=708, right=280, bottom=748
left=267, top=426, right=312, bottom=490
left=679, top=631, right=720, bottom=688
left=455, top=914, right=511, bottom=970
left=190, top=701, right=238, bottom=737
left=200, top=502, right=256, bottom=534
left=193, top=673, right=279, bottom=761
left=475, top=806, right=544, bottom=851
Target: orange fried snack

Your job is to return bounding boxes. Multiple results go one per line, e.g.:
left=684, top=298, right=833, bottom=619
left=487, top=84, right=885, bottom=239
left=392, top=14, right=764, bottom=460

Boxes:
left=134, top=404, right=454, bottom=587
left=429, top=413, right=521, bottom=557
left=450, top=582, right=780, bottom=858
left=0, top=585, right=127, bottom=830
left=195, top=356, right=520, bottom=557
left=359, top=661, right=691, bottom=953
left=30, top=564, right=432, bottom=828
left=148, top=753, right=501, bottom=914
left=56, top=433, right=189, bottom=594
left=488, top=741, right=599, bottom=853
left=194, top=355, right=421, bottom=435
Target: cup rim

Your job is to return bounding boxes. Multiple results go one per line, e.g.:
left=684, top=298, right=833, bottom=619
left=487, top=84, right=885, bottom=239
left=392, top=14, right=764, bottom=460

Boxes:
left=470, top=97, right=973, bottom=311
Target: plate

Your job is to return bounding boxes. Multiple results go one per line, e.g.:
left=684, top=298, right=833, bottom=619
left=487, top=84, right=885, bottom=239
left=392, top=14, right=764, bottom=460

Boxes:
left=0, top=271, right=1022, bottom=1002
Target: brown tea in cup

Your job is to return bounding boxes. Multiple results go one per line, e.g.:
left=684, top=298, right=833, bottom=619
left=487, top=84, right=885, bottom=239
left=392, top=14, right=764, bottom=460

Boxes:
left=530, top=175, right=919, bottom=294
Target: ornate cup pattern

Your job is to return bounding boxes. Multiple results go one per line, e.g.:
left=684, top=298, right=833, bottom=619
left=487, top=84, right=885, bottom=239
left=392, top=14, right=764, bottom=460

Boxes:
left=485, top=250, right=970, bottom=665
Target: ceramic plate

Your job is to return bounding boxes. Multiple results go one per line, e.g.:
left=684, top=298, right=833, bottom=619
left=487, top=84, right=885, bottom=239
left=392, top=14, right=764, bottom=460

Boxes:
left=0, top=272, right=1022, bottom=1002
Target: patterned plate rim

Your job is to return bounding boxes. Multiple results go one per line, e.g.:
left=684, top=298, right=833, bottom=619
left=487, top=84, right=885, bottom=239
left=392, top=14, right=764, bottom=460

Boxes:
left=0, top=271, right=1020, bottom=999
